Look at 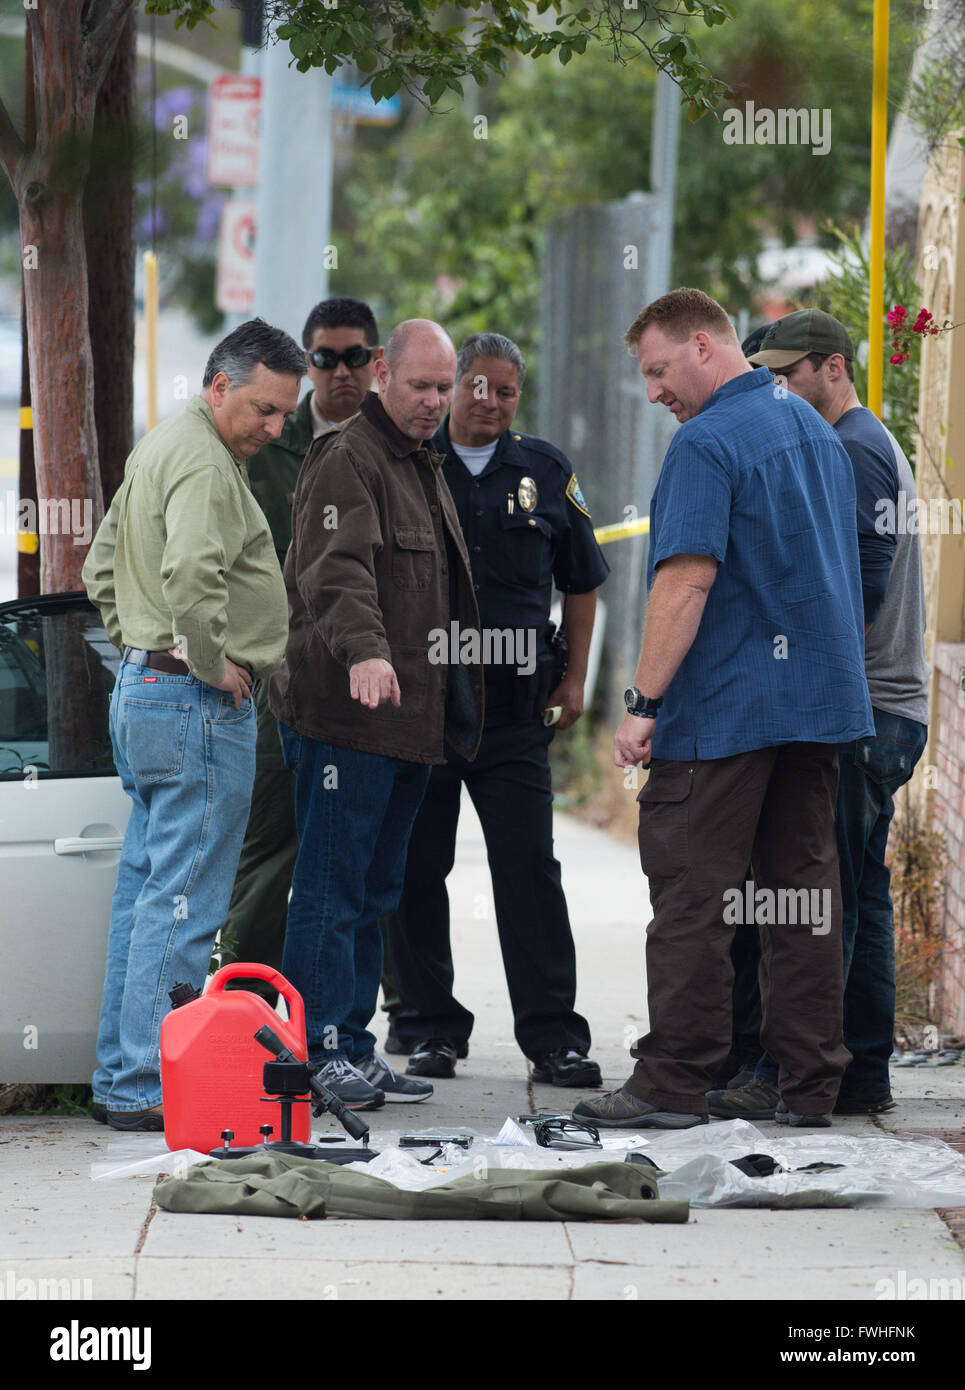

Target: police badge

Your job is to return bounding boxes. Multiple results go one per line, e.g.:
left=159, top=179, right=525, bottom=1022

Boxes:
left=517, top=476, right=538, bottom=512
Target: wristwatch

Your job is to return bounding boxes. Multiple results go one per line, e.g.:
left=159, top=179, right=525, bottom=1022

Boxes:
left=624, top=686, right=662, bottom=719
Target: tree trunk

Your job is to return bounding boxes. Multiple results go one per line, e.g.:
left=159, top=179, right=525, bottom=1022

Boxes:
left=19, top=177, right=103, bottom=592
left=17, top=23, right=38, bottom=599
left=85, top=12, right=135, bottom=508
left=1, top=4, right=132, bottom=592
left=8, top=6, right=119, bottom=592
left=17, top=291, right=39, bottom=598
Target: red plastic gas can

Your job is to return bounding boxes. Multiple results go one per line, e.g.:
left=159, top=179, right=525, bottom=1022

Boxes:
left=160, top=963, right=311, bottom=1153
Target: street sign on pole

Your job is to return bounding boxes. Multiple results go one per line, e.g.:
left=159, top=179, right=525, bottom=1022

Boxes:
left=332, top=82, right=401, bottom=126
left=216, top=200, right=257, bottom=314
left=206, top=74, right=262, bottom=188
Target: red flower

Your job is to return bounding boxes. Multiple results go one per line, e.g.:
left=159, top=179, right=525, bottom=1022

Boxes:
left=889, top=352, right=910, bottom=365
left=887, top=304, right=908, bottom=327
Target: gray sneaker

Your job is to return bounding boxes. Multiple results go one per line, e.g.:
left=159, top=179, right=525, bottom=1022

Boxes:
left=775, top=1100, right=831, bottom=1127
left=359, top=1051, right=433, bottom=1102
left=706, top=1078, right=780, bottom=1119
left=314, top=1057, right=385, bottom=1111
left=573, top=1088, right=707, bottom=1129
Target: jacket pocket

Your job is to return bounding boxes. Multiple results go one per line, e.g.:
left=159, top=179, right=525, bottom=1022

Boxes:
left=392, top=527, right=435, bottom=590
left=636, top=762, right=693, bottom=882
left=368, top=644, right=428, bottom=722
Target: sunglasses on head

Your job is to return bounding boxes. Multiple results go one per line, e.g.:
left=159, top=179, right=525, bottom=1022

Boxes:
left=308, top=345, right=376, bottom=370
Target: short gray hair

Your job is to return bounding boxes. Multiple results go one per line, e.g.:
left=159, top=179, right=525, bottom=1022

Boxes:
left=202, top=318, right=305, bottom=389
left=455, top=333, right=526, bottom=388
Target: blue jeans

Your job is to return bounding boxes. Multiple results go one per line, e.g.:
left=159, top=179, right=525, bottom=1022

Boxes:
left=756, top=708, right=927, bottom=1099
left=93, top=662, right=257, bottom=1111
left=279, top=726, right=431, bottom=1064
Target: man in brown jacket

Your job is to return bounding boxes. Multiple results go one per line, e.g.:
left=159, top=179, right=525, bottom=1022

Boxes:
left=270, top=319, right=484, bottom=1108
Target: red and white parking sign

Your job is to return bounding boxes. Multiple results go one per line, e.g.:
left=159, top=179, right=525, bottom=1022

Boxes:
left=207, top=75, right=262, bottom=188
left=215, top=200, right=257, bottom=313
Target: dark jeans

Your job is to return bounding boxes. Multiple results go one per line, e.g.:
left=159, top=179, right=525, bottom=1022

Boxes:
left=626, top=743, right=848, bottom=1116
left=278, top=724, right=431, bottom=1064
left=754, top=708, right=927, bottom=1099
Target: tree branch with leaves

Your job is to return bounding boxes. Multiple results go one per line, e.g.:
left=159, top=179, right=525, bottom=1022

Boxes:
left=0, top=0, right=735, bottom=591
left=146, top=0, right=735, bottom=117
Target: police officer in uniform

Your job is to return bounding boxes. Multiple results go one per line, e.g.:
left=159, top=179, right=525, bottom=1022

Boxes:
left=386, top=333, right=609, bottom=1085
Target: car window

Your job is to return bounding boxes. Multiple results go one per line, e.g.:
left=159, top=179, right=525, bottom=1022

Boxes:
left=0, top=601, right=120, bottom=779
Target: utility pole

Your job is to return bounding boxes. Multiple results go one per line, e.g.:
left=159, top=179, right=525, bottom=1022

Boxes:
left=253, top=24, right=334, bottom=339
left=621, top=69, right=680, bottom=710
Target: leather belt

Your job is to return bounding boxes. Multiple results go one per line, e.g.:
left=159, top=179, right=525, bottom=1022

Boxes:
left=123, top=647, right=191, bottom=675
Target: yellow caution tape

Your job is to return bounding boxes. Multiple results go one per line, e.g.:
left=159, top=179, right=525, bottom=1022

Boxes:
left=17, top=531, right=39, bottom=554
left=593, top=516, right=650, bottom=545
left=19, top=406, right=32, bottom=430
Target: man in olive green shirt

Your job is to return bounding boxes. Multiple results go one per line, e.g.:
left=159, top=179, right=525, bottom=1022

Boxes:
left=82, top=319, right=304, bottom=1130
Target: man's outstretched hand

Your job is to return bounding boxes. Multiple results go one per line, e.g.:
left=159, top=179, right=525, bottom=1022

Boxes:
left=350, top=658, right=401, bottom=710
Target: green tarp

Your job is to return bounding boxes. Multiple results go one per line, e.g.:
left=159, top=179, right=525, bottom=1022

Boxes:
left=154, top=1153, right=689, bottom=1223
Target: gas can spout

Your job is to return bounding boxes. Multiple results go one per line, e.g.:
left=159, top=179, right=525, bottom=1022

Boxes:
left=168, top=981, right=202, bottom=1009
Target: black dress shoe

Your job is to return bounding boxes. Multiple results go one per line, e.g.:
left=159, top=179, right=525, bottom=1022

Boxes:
left=531, top=1048, right=602, bottom=1088
left=388, top=1028, right=468, bottom=1059
left=406, top=1039, right=458, bottom=1079
left=92, top=1104, right=107, bottom=1124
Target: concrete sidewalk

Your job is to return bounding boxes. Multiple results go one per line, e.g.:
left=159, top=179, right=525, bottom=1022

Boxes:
left=2, top=796, right=964, bottom=1302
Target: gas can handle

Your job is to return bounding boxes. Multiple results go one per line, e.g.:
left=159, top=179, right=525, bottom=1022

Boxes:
left=206, top=963, right=307, bottom=1052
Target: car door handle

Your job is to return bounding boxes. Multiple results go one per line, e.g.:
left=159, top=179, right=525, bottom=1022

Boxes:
left=54, top=837, right=125, bottom=854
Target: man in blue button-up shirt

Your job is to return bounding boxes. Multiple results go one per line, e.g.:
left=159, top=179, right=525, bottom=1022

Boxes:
left=574, top=288, right=873, bottom=1132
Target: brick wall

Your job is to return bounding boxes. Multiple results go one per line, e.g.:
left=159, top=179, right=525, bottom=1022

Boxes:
left=932, top=642, right=965, bottom=1036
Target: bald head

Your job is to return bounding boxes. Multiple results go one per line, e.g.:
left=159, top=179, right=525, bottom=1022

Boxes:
left=382, top=319, right=454, bottom=369
left=375, top=319, right=456, bottom=442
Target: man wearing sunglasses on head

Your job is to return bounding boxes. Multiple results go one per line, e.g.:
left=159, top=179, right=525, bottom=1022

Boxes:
left=224, top=298, right=383, bottom=988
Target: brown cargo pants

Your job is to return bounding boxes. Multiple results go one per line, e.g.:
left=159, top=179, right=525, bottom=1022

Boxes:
left=623, top=742, right=850, bottom=1116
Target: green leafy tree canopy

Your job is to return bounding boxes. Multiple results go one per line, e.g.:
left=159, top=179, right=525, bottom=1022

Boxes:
left=146, top=0, right=736, bottom=119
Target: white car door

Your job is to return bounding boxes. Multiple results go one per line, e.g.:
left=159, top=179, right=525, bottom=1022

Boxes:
left=0, top=592, right=129, bottom=1082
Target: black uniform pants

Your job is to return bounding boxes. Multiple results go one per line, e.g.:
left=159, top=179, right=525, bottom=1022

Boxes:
left=386, top=711, right=591, bottom=1059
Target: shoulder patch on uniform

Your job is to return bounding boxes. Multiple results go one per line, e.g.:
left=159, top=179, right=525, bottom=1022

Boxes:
left=566, top=473, right=591, bottom=518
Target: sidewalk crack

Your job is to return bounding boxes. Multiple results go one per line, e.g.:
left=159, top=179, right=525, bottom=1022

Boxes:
left=132, top=1183, right=161, bottom=1297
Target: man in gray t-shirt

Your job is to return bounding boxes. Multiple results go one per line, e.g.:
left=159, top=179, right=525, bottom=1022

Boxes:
left=712, top=310, right=928, bottom=1119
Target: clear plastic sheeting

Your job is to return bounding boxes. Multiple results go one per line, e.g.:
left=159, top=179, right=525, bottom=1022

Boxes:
left=344, top=1120, right=965, bottom=1209
left=91, top=1134, right=210, bottom=1181
left=90, top=1119, right=965, bottom=1209
left=644, top=1121, right=965, bottom=1209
